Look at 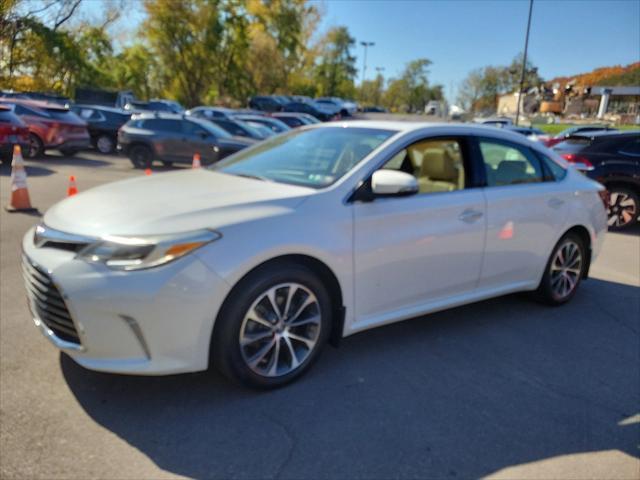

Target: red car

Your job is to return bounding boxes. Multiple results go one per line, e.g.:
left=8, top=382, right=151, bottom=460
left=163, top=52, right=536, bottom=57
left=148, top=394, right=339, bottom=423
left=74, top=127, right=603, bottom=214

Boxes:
left=0, top=99, right=90, bottom=158
left=0, top=105, right=30, bottom=162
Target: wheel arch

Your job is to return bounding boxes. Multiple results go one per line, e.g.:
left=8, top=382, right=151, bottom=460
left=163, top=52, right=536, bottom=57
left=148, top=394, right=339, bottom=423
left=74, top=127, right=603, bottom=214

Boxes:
left=210, top=253, right=346, bottom=364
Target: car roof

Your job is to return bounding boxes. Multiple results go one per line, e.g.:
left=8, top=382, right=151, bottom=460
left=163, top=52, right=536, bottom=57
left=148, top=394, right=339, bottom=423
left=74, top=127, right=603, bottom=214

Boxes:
left=73, top=104, right=129, bottom=114
left=0, top=97, right=68, bottom=110
left=571, top=130, right=639, bottom=139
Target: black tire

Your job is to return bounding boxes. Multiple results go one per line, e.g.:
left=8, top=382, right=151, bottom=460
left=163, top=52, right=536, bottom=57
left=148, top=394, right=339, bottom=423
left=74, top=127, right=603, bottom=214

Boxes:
left=26, top=133, right=44, bottom=159
left=533, top=232, right=586, bottom=306
left=212, top=262, right=332, bottom=389
left=606, top=186, right=638, bottom=231
left=128, top=144, right=153, bottom=169
left=96, top=134, right=115, bottom=154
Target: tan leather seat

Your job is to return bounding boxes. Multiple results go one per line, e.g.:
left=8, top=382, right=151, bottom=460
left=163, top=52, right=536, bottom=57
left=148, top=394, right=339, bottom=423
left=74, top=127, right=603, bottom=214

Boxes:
left=417, top=148, right=459, bottom=193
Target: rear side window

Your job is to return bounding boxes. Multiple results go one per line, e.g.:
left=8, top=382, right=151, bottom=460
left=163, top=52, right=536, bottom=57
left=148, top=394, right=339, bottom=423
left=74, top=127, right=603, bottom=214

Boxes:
left=14, top=104, right=49, bottom=118
left=479, top=139, right=544, bottom=187
left=534, top=151, right=567, bottom=181
left=0, top=110, right=24, bottom=124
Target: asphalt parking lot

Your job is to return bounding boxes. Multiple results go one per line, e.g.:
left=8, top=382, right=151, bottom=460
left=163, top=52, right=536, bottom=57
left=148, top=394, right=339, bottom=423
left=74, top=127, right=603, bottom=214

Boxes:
left=1, top=152, right=639, bottom=479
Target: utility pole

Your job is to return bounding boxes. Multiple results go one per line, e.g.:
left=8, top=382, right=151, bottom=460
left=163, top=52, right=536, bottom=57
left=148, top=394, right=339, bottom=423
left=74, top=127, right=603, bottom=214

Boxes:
left=360, top=41, right=375, bottom=85
left=515, top=0, right=534, bottom=126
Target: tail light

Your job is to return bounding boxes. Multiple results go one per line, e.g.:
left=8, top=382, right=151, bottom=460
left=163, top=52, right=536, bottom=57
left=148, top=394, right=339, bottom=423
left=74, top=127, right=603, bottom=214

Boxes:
left=561, top=153, right=594, bottom=170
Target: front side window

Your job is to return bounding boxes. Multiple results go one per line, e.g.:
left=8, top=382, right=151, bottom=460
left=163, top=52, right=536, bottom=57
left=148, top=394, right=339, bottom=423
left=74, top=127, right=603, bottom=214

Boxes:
left=479, top=139, right=544, bottom=187
left=214, top=127, right=395, bottom=188
left=143, top=119, right=182, bottom=132
left=381, top=138, right=466, bottom=194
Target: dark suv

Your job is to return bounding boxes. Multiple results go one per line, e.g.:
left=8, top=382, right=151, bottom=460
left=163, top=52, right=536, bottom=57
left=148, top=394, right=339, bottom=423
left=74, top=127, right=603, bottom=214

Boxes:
left=117, top=113, right=254, bottom=168
left=553, top=130, right=640, bottom=230
left=70, top=104, right=131, bottom=154
left=248, top=96, right=286, bottom=112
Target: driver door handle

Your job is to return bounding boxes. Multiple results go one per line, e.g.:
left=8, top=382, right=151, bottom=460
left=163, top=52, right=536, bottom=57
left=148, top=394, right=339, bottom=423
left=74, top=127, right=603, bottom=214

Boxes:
left=459, top=209, right=483, bottom=223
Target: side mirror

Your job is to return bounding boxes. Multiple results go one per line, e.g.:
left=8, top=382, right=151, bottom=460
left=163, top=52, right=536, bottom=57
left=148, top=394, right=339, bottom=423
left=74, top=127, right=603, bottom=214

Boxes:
left=371, top=170, right=419, bottom=196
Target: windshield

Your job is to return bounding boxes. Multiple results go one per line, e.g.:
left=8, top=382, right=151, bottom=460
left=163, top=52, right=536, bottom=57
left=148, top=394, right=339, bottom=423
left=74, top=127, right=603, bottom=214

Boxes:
left=213, top=127, right=395, bottom=188
left=197, top=120, right=231, bottom=138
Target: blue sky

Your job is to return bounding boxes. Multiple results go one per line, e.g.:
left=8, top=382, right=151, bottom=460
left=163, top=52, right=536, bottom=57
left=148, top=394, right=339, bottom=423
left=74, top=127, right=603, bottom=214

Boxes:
left=86, top=0, right=639, bottom=101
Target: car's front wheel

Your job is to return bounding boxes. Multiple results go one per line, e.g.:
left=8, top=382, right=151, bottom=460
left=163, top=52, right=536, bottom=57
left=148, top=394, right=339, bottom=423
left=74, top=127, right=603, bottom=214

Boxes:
left=26, top=133, right=44, bottom=159
left=534, top=233, right=586, bottom=305
left=606, top=186, right=638, bottom=231
left=128, top=144, right=153, bottom=168
left=212, top=263, right=331, bottom=389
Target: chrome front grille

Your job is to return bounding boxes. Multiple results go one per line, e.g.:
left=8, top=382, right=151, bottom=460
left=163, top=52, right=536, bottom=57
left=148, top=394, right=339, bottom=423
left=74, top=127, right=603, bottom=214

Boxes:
left=22, top=256, right=81, bottom=345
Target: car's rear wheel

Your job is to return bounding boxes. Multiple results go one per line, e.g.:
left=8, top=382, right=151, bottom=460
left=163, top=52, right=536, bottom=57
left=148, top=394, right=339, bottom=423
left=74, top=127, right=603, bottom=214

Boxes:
left=212, top=263, right=331, bottom=389
left=96, top=135, right=115, bottom=154
left=606, top=186, right=638, bottom=231
left=534, top=233, right=586, bottom=305
left=128, top=144, right=153, bottom=168
left=26, top=133, right=44, bottom=159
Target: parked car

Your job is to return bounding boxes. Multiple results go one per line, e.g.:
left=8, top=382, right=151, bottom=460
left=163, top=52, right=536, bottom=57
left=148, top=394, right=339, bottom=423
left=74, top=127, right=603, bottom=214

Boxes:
left=503, top=126, right=550, bottom=143
left=117, top=113, right=254, bottom=168
left=75, top=87, right=135, bottom=110
left=553, top=130, right=640, bottom=230
left=124, top=100, right=183, bottom=114
left=70, top=104, right=131, bottom=154
left=478, top=117, right=513, bottom=127
left=205, top=117, right=271, bottom=140
left=282, top=101, right=340, bottom=121
left=271, top=112, right=320, bottom=128
left=362, top=106, right=388, bottom=113
left=544, top=125, right=617, bottom=148
left=0, top=99, right=90, bottom=158
left=233, top=114, right=291, bottom=134
left=0, top=105, right=30, bottom=162
left=186, top=106, right=235, bottom=120
left=23, top=122, right=606, bottom=388
left=1, top=91, right=71, bottom=107
left=248, top=95, right=286, bottom=112
left=316, top=97, right=357, bottom=116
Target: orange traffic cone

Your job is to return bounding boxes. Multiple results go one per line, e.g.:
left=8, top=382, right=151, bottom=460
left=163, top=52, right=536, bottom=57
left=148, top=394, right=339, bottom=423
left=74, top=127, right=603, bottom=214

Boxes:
left=192, top=152, right=201, bottom=169
left=67, top=175, right=78, bottom=196
left=5, top=145, right=38, bottom=213
left=144, top=168, right=152, bottom=176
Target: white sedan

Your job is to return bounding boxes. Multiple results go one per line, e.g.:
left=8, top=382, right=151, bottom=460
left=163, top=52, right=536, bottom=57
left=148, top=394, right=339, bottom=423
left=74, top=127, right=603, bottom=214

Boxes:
left=22, top=122, right=607, bottom=388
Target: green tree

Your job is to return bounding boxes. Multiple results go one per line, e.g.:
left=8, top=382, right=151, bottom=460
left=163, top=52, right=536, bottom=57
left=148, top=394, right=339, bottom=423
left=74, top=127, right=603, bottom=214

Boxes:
left=313, top=26, right=356, bottom=98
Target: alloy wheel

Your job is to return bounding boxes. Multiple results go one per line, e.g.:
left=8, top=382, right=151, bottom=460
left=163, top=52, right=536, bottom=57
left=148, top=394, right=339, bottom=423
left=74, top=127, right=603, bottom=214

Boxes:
left=550, top=240, right=582, bottom=300
left=96, top=136, right=114, bottom=154
left=239, top=283, right=321, bottom=378
left=607, top=191, right=637, bottom=229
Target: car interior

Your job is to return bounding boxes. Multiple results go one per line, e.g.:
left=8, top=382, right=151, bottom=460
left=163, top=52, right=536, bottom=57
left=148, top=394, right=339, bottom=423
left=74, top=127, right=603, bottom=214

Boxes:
left=382, top=139, right=466, bottom=193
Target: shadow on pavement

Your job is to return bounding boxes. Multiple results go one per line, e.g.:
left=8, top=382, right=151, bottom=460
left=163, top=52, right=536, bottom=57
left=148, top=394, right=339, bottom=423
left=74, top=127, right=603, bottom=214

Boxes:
left=34, top=155, right=112, bottom=168
left=62, top=278, right=639, bottom=479
left=0, top=161, right=56, bottom=177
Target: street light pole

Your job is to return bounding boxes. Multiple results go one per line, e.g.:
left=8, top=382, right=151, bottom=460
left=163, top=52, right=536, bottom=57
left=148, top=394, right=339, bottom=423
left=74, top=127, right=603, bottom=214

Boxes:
left=360, top=41, right=375, bottom=85
left=515, top=0, right=533, bottom=126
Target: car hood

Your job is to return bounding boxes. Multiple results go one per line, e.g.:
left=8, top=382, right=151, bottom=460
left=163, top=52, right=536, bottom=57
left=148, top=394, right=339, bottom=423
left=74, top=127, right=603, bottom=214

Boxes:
left=43, top=170, right=314, bottom=237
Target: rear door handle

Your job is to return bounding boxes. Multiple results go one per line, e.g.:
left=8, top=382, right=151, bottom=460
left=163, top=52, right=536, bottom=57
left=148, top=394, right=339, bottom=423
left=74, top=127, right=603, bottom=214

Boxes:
left=459, top=209, right=483, bottom=223
left=548, top=198, right=565, bottom=209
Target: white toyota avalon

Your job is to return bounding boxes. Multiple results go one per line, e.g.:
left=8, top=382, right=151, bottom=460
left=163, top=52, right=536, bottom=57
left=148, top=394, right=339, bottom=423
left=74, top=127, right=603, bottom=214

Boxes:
left=22, top=122, right=607, bottom=388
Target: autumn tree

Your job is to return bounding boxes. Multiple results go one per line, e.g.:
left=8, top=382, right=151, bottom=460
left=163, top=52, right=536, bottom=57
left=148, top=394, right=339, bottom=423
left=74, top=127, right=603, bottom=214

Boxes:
left=313, top=26, right=357, bottom=98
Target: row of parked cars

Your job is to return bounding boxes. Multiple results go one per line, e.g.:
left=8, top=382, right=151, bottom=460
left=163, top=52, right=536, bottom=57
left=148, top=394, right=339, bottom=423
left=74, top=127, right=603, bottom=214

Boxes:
left=0, top=92, right=348, bottom=161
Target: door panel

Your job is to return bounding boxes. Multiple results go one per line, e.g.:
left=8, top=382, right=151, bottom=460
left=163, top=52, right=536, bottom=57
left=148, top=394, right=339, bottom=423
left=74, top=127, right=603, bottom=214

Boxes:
left=354, top=189, right=486, bottom=323
left=476, top=137, right=569, bottom=289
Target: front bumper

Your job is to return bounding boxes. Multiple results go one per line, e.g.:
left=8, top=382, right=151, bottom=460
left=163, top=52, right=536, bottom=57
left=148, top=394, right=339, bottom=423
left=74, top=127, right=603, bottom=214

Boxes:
left=22, top=227, right=231, bottom=375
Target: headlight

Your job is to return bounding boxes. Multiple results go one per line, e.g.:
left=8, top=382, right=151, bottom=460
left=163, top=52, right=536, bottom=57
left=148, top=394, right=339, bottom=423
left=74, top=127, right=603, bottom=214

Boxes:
left=78, top=230, right=220, bottom=271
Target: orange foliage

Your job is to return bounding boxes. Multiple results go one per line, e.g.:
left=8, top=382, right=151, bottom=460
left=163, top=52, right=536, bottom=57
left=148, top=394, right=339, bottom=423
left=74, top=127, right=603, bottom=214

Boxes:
left=548, top=62, right=640, bottom=88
